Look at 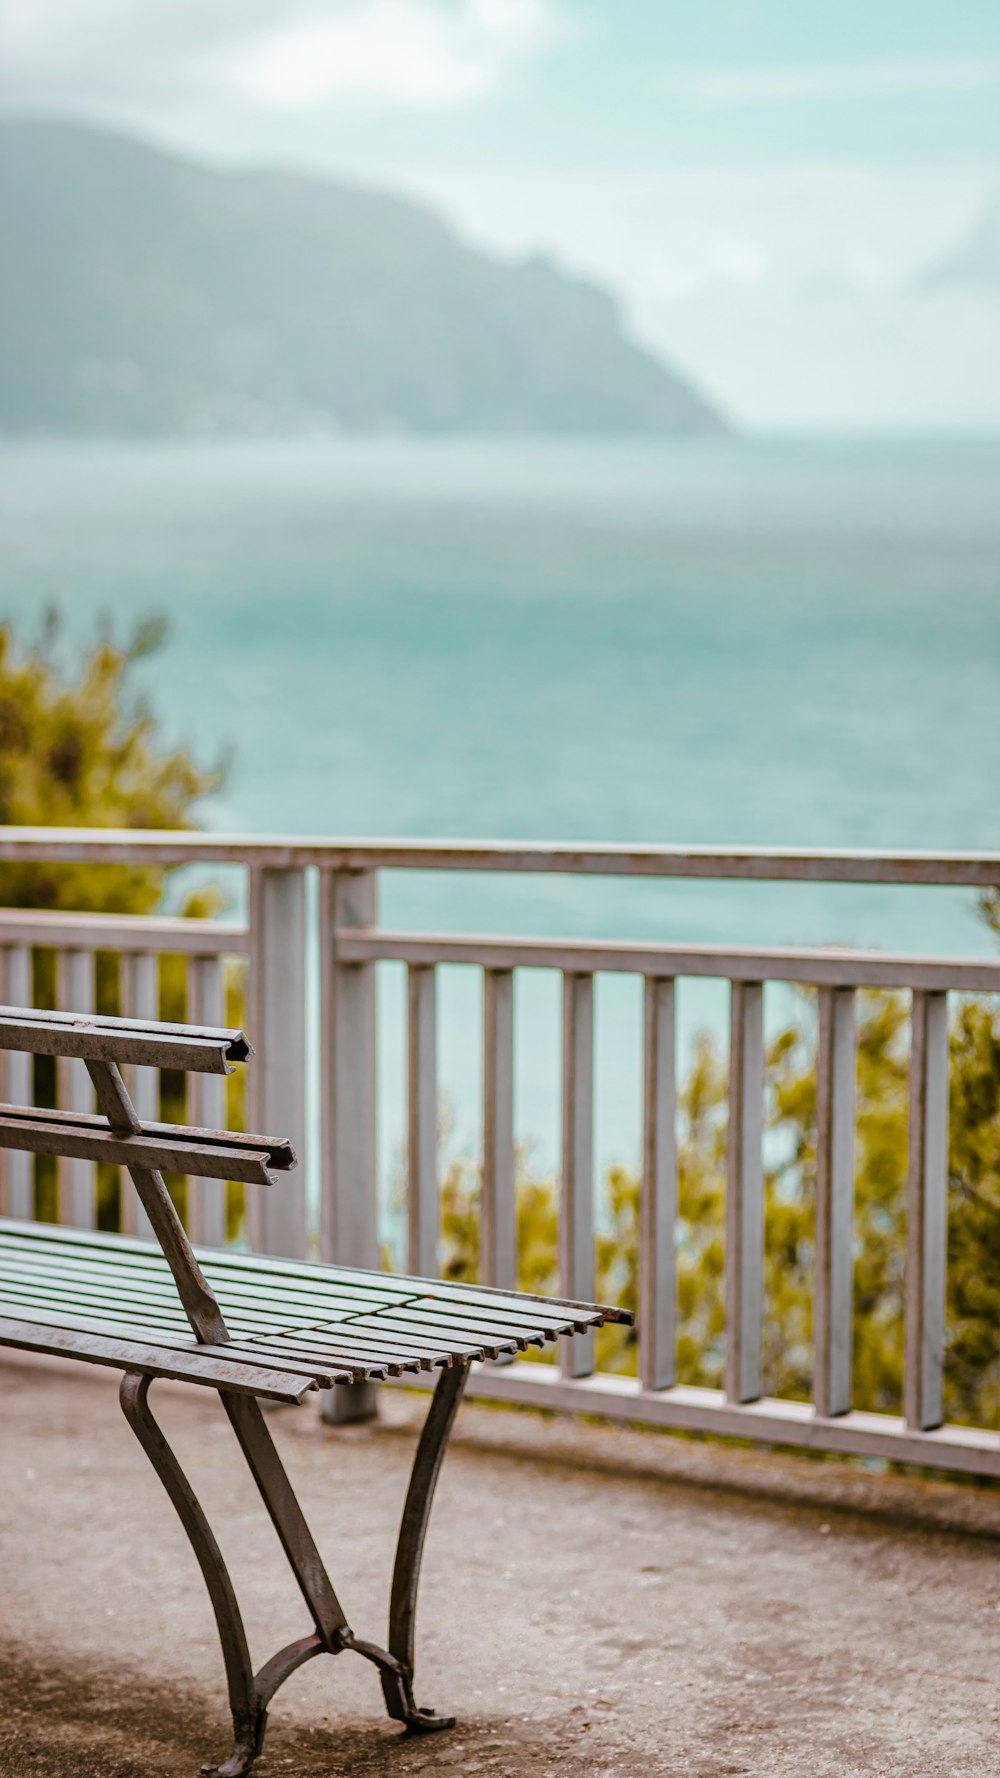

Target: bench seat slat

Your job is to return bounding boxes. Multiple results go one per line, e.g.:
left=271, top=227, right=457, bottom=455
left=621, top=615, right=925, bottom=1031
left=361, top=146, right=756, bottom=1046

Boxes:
left=0, top=1316, right=318, bottom=1401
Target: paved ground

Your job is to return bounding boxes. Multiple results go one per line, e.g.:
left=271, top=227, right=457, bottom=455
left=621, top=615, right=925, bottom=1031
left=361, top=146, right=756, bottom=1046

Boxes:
left=2, top=1352, right=999, bottom=1778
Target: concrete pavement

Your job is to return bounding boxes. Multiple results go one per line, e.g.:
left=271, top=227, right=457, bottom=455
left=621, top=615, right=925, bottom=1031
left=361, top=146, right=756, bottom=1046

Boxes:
left=2, top=1352, right=998, bottom=1778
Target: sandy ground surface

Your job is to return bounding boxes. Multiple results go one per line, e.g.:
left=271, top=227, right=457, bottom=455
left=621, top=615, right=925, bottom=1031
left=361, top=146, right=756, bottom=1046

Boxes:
left=1, top=1352, right=999, bottom=1778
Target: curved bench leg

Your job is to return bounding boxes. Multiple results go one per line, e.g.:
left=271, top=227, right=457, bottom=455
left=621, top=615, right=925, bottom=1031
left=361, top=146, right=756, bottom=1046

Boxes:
left=119, top=1362, right=470, bottom=1764
left=119, top=1371, right=264, bottom=1775
left=379, top=1357, right=471, bottom=1732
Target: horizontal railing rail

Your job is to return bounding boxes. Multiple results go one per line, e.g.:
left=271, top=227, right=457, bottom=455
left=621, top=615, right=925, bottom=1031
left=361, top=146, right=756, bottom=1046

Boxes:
left=336, top=927, right=1000, bottom=993
left=0, top=828, right=998, bottom=1475
left=0, top=825, right=998, bottom=884
left=0, top=908, right=248, bottom=955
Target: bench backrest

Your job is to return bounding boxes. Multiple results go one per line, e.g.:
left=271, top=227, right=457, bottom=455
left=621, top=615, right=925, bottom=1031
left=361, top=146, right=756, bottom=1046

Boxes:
left=0, top=1006, right=295, bottom=1346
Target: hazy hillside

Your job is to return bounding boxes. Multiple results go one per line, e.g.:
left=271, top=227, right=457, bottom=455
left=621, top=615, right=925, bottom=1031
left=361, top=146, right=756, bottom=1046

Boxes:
left=0, top=118, right=725, bottom=437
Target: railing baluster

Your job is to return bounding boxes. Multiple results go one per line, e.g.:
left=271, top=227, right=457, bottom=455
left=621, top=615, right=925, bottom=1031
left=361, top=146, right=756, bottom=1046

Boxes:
left=319, top=867, right=379, bottom=1424
left=482, top=968, right=516, bottom=1289
left=1, top=944, right=34, bottom=1218
left=56, top=946, right=96, bottom=1229
left=814, top=986, right=856, bottom=1417
left=320, top=868, right=378, bottom=1269
left=726, top=980, right=764, bottom=1403
left=407, top=964, right=439, bottom=1277
left=186, top=953, right=227, bottom=1247
left=560, top=972, right=595, bottom=1378
left=905, top=988, right=949, bottom=1431
left=120, top=950, right=158, bottom=1241
left=247, top=866, right=308, bottom=1259
left=641, top=976, right=677, bottom=1391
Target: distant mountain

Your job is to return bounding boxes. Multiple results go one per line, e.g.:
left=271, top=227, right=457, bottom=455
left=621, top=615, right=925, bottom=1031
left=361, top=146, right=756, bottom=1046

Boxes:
left=0, top=118, right=725, bottom=438
left=915, top=201, right=1000, bottom=293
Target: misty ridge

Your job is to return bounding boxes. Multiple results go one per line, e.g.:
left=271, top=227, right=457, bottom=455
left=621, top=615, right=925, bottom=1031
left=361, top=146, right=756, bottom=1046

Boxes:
left=0, top=117, right=725, bottom=439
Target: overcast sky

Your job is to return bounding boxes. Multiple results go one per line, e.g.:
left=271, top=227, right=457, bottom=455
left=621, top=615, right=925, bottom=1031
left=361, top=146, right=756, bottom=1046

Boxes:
left=4, top=0, right=1000, bottom=430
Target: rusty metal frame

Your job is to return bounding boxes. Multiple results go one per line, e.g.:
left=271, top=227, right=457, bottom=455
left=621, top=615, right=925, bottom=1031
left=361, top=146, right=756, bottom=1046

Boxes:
left=120, top=1360, right=471, bottom=1776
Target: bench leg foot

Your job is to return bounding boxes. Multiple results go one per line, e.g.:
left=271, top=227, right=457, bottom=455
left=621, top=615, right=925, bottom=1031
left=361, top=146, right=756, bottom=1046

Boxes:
left=380, top=1358, right=470, bottom=1730
left=199, top=1711, right=266, bottom=1778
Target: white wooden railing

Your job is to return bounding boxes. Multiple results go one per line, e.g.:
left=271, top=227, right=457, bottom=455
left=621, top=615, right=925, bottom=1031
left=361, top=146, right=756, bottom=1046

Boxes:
left=1, top=828, right=999, bottom=1477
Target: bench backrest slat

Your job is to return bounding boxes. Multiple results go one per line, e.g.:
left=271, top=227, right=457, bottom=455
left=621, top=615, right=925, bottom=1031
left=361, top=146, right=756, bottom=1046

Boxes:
left=0, top=1112, right=279, bottom=1188
left=0, top=1006, right=251, bottom=1074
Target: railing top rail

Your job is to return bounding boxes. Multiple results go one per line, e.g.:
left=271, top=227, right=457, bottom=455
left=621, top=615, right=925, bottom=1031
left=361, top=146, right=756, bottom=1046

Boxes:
left=0, top=907, right=249, bottom=955
left=1, top=827, right=999, bottom=886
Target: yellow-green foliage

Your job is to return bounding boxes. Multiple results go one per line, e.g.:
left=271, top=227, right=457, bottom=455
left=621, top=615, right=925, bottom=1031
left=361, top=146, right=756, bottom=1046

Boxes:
left=0, top=614, right=219, bottom=913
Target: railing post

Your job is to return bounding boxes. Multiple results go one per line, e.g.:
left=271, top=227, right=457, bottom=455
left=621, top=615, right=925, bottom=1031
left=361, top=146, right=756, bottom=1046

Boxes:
left=0, top=944, right=33, bottom=1219
left=641, top=976, right=677, bottom=1391
left=407, top=963, right=439, bottom=1277
left=120, top=951, right=158, bottom=1241
left=814, top=986, right=856, bottom=1418
left=560, top=972, right=595, bottom=1378
left=246, top=866, right=308, bottom=1260
left=319, top=867, right=378, bottom=1423
left=726, top=980, right=764, bottom=1404
left=56, top=946, right=96, bottom=1229
left=187, top=953, right=228, bottom=1247
left=905, top=989, right=949, bottom=1431
left=482, top=968, right=516, bottom=1289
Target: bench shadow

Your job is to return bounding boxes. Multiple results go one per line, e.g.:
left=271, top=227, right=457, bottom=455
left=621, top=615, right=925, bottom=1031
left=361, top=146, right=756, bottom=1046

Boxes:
left=0, top=1644, right=607, bottom=1778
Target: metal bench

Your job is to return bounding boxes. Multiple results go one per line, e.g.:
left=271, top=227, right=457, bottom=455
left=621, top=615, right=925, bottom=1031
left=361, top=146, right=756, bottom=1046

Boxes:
left=0, top=1004, right=629, bottom=1777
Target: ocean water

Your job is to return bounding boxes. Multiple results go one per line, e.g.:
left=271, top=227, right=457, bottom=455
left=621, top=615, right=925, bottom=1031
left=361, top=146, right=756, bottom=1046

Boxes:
left=1, top=434, right=999, bottom=1188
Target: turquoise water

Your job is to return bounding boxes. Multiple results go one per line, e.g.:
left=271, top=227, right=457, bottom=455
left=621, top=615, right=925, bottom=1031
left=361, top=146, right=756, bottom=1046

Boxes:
left=2, top=434, right=999, bottom=1183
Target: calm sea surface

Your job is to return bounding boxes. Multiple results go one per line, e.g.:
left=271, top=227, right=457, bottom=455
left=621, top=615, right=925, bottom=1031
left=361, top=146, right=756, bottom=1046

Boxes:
left=2, top=435, right=999, bottom=1189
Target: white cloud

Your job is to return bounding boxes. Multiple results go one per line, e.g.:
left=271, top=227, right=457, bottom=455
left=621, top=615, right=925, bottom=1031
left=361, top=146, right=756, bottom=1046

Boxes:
left=0, top=0, right=561, bottom=116
left=219, top=0, right=560, bottom=110
left=662, top=56, right=1000, bottom=104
